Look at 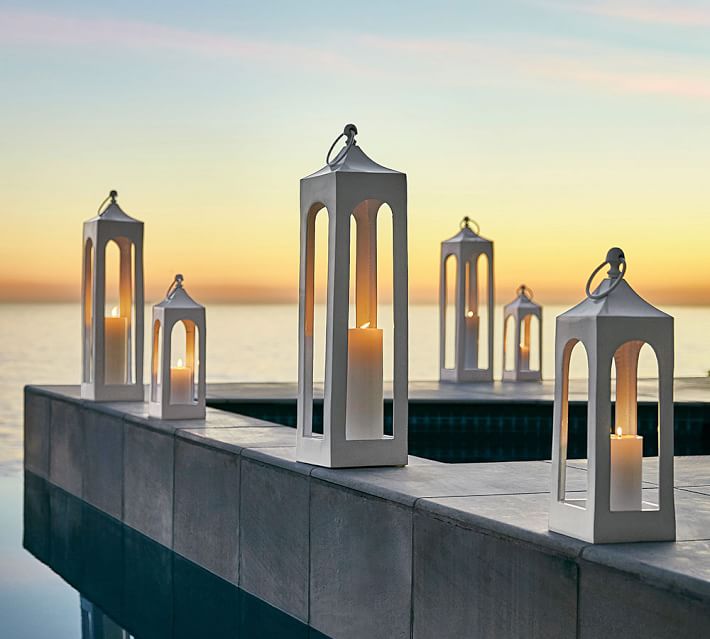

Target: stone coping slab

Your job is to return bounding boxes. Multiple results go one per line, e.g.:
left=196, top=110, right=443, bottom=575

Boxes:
left=24, top=384, right=710, bottom=638
left=206, top=377, right=710, bottom=404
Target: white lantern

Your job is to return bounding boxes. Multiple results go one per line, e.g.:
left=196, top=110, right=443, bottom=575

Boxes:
left=549, top=248, right=675, bottom=543
left=502, top=285, right=542, bottom=382
left=439, top=217, right=494, bottom=382
left=296, top=124, right=408, bottom=468
left=149, top=275, right=206, bottom=420
left=81, top=191, right=144, bottom=401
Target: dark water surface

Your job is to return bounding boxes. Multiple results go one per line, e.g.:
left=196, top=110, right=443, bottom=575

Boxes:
left=1, top=471, right=324, bottom=638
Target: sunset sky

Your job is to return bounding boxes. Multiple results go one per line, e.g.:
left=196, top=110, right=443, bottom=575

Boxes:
left=1, top=1, right=709, bottom=305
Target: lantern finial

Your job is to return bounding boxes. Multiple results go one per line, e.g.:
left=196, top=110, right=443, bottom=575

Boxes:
left=585, top=247, right=627, bottom=300
left=460, top=216, right=480, bottom=234
left=326, top=123, right=359, bottom=166
left=97, top=189, right=119, bottom=216
left=517, top=284, right=533, bottom=300
left=166, top=274, right=184, bottom=299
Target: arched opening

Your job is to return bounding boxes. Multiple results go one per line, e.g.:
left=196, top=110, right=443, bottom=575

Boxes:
left=610, top=341, right=659, bottom=511
left=103, top=236, right=135, bottom=385
left=83, top=238, right=94, bottom=383
left=344, top=199, right=389, bottom=440
left=558, top=339, right=590, bottom=506
left=377, top=203, right=394, bottom=436
left=503, top=315, right=516, bottom=371
left=169, top=319, right=198, bottom=405
left=476, top=252, right=489, bottom=370
left=151, top=319, right=162, bottom=403
left=527, top=314, right=541, bottom=372
left=443, top=254, right=457, bottom=370
left=302, top=203, right=329, bottom=436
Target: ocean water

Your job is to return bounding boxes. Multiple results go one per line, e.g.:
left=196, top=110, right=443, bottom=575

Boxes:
left=1, top=303, right=709, bottom=473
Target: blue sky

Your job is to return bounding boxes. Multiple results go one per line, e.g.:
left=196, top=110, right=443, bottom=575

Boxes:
left=1, top=1, right=709, bottom=303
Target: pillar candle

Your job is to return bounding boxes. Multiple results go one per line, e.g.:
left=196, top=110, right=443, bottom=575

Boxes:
left=464, top=311, right=479, bottom=369
left=104, top=309, right=128, bottom=384
left=170, top=360, right=193, bottom=404
left=519, top=344, right=530, bottom=370
left=610, top=427, right=643, bottom=511
left=345, top=324, right=383, bottom=439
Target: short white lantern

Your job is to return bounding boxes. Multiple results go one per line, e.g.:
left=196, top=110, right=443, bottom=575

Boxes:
left=502, top=285, right=542, bottom=382
left=439, top=217, right=494, bottom=382
left=81, top=191, right=144, bottom=401
left=549, top=248, right=675, bottom=543
left=149, top=275, right=206, bottom=420
left=296, top=124, right=408, bottom=468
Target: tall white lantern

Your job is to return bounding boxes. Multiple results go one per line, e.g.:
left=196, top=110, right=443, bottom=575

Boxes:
left=439, top=217, right=494, bottom=382
left=296, top=124, right=408, bottom=468
left=549, top=248, right=675, bottom=543
left=502, top=285, right=542, bottom=382
left=81, top=191, right=144, bottom=401
left=150, top=275, right=206, bottom=420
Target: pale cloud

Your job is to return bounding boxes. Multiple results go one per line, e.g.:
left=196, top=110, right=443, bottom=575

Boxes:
left=3, top=8, right=710, bottom=101
left=539, top=1, right=710, bottom=27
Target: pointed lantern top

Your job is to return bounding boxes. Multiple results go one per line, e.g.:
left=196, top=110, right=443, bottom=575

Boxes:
left=303, top=124, right=402, bottom=179
left=443, top=217, right=492, bottom=245
left=88, top=190, right=142, bottom=224
left=505, top=285, right=541, bottom=312
left=156, top=274, right=204, bottom=310
left=561, top=247, right=670, bottom=319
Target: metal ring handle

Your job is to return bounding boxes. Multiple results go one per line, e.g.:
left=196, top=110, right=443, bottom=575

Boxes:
left=326, top=124, right=358, bottom=167
left=517, top=284, right=533, bottom=300
left=585, top=259, right=626, bottom=300
left=166, top=274, right=184, bottom=299
left=460, top=216, right=480, bottom=234
left=97, top=190, right=118, bottom=216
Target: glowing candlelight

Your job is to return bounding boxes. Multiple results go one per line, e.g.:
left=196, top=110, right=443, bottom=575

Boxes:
left=170, top=357, right=193, bottom=404
left=345, top=321, right=383, bottom=439
left=610, top=426, right=643, bottom=511
left=104, top=306, right=127, bottom=384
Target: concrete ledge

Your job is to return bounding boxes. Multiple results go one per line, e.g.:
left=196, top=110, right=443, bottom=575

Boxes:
left=24, top=384, right=710, bottom=639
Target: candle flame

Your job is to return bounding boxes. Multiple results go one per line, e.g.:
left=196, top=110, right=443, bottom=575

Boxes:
left=177, top=358, right=184, bottom=367
left=360, top=322, right=371, bottom=329
left=111, top=306, right=119, bottom=318
left=616, top=426, right=623, bottom=437
left=466, top=311, right=474, bottom=318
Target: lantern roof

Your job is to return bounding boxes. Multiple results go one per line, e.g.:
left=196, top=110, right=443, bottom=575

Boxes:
left=87, top=191, right=142, bottom=224
left=156, top=275, right=204, bottom=310
left=505, top=285, right=541, bottom=312
left=442, top=217, right=492, bottom=245
left=303, top=124, right=402, bottom=179
left=560, top=248, right=670, bottom=320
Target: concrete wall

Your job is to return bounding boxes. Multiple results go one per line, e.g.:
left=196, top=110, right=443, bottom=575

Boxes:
left=25, top=385, right=710, bottom=639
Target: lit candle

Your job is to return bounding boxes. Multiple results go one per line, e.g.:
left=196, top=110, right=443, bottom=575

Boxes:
left=610, top=426, right=643, bottom=511
left=104, top=306, right=127, bottom=384
left=520, top=344, right=530, bottom=370
left=464, top=310, right=479, bottom=368
left=170, top=358, right=193, bottom=404
left=345, top=322, right=383, bottom=439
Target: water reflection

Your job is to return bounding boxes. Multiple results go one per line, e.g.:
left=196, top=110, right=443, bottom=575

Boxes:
left=24, top=472, right=323, bottom=638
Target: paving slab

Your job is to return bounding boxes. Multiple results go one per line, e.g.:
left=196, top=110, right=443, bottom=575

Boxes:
left=82, top=409, right=124, bottom=519
left=312, top=460, right=589, bottom=507
left=178, top=425, right=297, bottom=454
left=578, top=554, right=710, bottom=639
left=49, top=398, right=84, bottom=497
left=123, top=424, right=174, bottom=546
left=413, top=506, right=578, bottom=639
left=23, top=392, right=50, bottom=477
left=173, top=437, right=240, bottom=584
left=309, top=478, right=412, bottom=639
left=240, top=456, right=310, bottom=621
